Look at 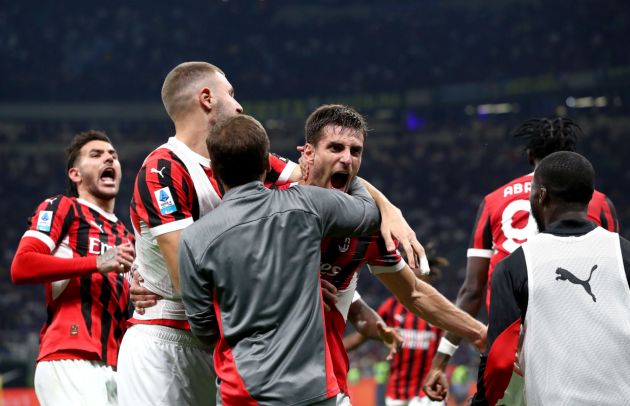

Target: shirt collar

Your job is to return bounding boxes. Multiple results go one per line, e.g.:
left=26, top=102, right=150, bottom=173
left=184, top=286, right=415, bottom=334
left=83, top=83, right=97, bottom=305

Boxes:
left=543, top=218, right=596, bottom=236
left=221, top=181, right=267, bottom=202
left=76, top=198, right=118, bottom=222
left=168, top=136, right=210, bottom=168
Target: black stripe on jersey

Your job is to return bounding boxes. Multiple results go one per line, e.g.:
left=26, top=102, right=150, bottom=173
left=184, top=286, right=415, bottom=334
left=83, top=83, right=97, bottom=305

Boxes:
left=99, top=275, right=113, bottom=362
left=607, top=197, right=619, bottom=232
left=113, top=273, right=126, bottom=342
left=180, top=169, right=201, bottom=221
left=137, top=166, right=162, bottom=227
left=600, top=208, right=609, bottom=231
left=80, top=276, right=93, bottom=335
left=59, top=203, right=76, bottom=246
left=469, top=200, right=492, bottom=249
left=74, top=206, right=90, bottom=257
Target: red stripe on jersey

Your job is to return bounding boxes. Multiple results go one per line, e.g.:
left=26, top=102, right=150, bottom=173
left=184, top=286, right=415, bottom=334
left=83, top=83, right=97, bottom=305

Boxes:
left=481, top=319, right=520, bottom=406
left=26, top=196, right=132, bottom=367
left=213, top=293, right=258, bottom=406
left=587, top=190, right=619, bottom=233
left=470, top=199, right=493, bottom=251
left=325, top=307, right=351, bottom=394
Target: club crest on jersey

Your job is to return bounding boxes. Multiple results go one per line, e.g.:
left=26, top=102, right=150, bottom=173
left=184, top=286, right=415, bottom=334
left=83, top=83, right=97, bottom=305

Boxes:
left=338, top=237, right=352, bottom=253
left=36, top=211, right=53, bottom=232
left=155, top=187, right=177, bottom=215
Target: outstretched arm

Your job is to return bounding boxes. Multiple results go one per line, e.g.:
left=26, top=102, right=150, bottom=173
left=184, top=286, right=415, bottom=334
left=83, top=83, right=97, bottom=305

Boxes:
left=377, top=266, right=487, bottom=350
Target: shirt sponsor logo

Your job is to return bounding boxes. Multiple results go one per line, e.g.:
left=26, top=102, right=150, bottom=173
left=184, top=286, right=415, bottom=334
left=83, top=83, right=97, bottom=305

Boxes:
left=338, top=237, right=351, bottom=253
left=36, top=211, right=53, bottom=232
left=154, top=187, right=177, bottom=215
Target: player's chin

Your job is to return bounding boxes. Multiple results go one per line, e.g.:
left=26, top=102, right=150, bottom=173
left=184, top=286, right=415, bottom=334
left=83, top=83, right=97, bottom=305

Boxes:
left=95, top=186, right=119, bottom=200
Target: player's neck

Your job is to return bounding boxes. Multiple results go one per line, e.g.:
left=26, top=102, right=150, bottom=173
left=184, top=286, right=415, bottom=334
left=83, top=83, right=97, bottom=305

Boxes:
left=174, top=121, right=210, bottom=159
left=78, top=193, right=115, bottom=213
left=544, top=207, right=588, bottom=227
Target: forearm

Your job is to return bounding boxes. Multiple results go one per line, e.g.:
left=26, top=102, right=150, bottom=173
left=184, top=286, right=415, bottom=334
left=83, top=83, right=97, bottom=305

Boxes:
left=11, top=238, right=96, bottom=284
left=444, top=288, right=485, bottom=344
left=403, top=280, right=484, bottom=344
left=343, top=331, right=368, bottom=352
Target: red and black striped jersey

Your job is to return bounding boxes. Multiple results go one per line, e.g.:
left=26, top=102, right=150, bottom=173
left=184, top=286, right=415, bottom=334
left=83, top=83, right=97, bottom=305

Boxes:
left=321, top=234, right=404, bottom=395
left=469, top=172, right=619, bottom=309
left=129, top=140, right=296, bottom=327
left=130, top=148, right=295, bottom=236
left=320, top=234, right=403, bottom=290
left=378, top=296, right=443, bottom=401
left=22, top=195, right=132, bottom=367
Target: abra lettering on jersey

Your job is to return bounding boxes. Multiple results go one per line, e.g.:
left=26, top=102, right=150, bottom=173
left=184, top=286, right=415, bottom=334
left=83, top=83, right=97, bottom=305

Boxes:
left=503, top=181, right=531, bottom=198
left=555, top=265, right=598, bottom=302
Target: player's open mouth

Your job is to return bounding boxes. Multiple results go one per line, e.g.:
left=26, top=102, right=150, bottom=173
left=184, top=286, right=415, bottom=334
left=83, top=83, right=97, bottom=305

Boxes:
left=100, top=167, right=117, bottom=186
left=330, top=172, right=350, bottom=190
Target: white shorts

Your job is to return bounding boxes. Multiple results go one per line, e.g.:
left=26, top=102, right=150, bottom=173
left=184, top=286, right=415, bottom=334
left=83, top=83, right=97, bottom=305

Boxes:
left=117, top=324, right=214, bottom=406
left=385, top=396, right=445, bottom=406
left=336, top=392, right=352, bottom=405
left=34, top=359, right=117, bottom=406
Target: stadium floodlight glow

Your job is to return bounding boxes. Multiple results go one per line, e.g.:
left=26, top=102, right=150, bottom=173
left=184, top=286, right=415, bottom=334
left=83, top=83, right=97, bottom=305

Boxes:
left=476, top=103, right=514, bottom=115
left=566, top=96, right=608, bottom=108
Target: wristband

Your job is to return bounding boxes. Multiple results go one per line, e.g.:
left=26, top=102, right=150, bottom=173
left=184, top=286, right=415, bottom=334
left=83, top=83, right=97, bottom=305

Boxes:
left=437, top=337, right=459, bottom=356
left=419, top=255, right=430, bottom=275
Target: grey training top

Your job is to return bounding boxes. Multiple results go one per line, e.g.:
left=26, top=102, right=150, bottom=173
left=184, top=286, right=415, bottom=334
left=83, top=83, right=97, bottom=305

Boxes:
left=179, top=179, right=380, bottom=406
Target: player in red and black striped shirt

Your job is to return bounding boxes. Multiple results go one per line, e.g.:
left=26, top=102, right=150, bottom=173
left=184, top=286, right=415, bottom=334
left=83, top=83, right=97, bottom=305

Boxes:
left=425, top=118, right=620, bottom=404
left=300, top=105, right=487, bottom=405
left=345, top=250, right=448, bottom=406
left=118, top=62, right=300, bottom=406
left=11, top=131, right=134, bottom=406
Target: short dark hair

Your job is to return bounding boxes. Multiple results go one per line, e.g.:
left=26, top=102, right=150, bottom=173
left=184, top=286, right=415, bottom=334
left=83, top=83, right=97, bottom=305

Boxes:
left=65, top=130, right=112, bottom=197
left=207, top=115, right=269, bottom=188
left=534, top=151, right=594, bottom=205
left=513, top=117, right=581, bottom=165
left=162, top=62, right=225, bottom=121
left=304, top=104, right=367, bottom=145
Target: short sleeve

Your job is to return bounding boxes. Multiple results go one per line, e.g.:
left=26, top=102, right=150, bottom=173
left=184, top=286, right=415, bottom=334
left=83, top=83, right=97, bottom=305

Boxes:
left=264, top=153, right=297, bottom=187
left=133, top=154, right=196, bottom=237
left=23, top=195, right=75, bottom=252
left=468, top=198, right=493, bottom=258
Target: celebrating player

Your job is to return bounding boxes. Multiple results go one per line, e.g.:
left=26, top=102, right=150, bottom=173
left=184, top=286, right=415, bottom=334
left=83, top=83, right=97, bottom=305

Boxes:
left=117, top=62, right=300, bottom=405
left=297, top=105, right=486, bottom=405
left=10, top=131, right=134, bottom=406
left=424, top=118, right=619, bottom=404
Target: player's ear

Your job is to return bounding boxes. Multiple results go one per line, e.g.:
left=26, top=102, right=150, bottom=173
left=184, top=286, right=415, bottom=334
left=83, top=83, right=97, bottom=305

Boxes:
left=199, top=87, right=212, bottom=112
left=68, top=167, right=81, bottom=185
left=302, top=143, right=315, bottom=161
left=539, top=186, right=548, bottom=205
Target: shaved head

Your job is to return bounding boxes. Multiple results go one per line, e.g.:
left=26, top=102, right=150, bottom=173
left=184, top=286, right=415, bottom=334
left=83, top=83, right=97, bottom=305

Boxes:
left=161, top=62, right=225, bottom=121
